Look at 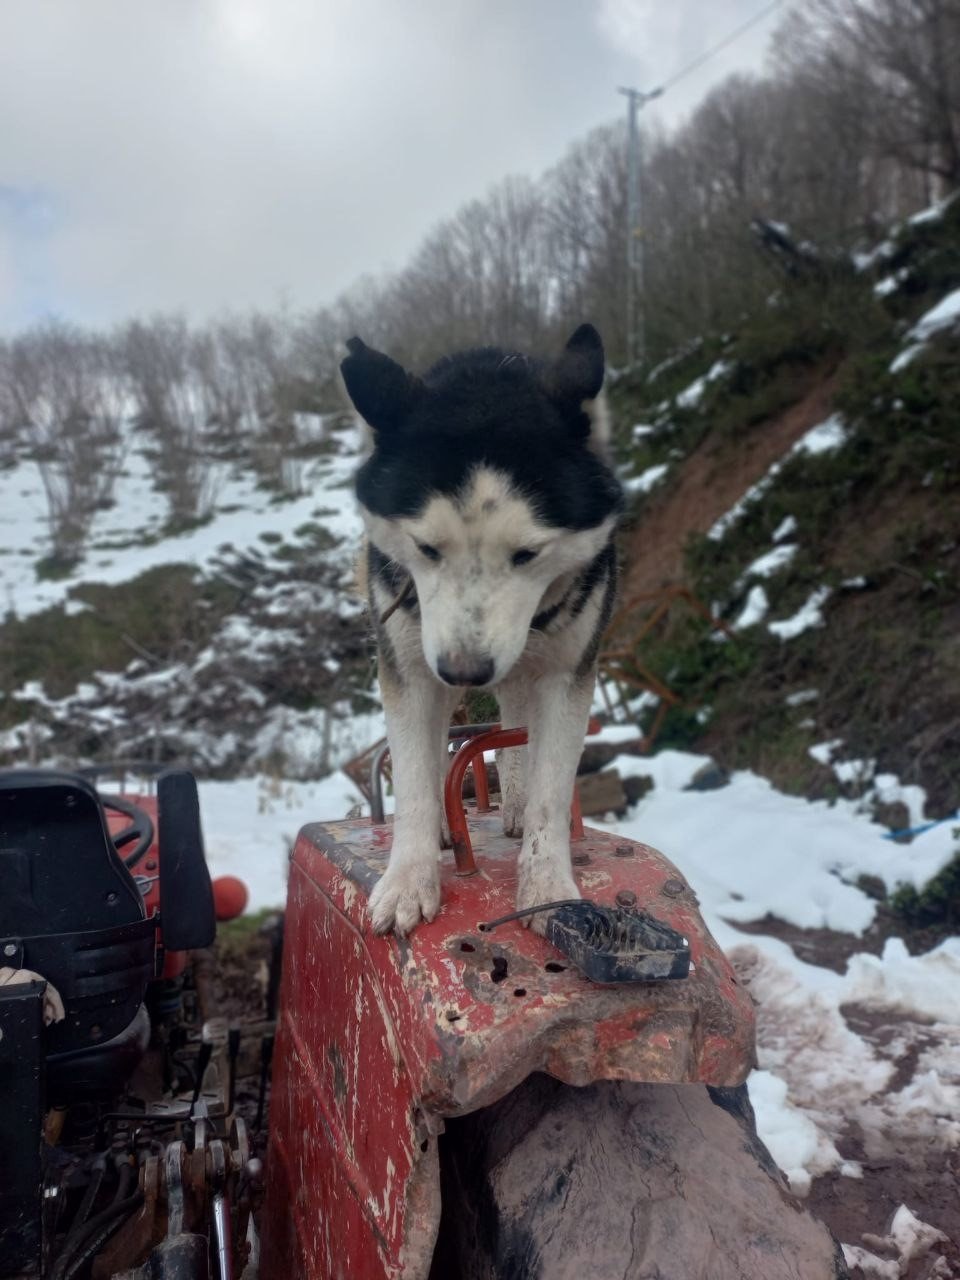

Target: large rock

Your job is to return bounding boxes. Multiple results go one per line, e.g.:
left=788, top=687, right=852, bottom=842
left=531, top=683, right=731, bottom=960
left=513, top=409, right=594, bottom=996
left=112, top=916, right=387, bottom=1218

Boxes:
left=432, top=1076, right=848, bottom=1279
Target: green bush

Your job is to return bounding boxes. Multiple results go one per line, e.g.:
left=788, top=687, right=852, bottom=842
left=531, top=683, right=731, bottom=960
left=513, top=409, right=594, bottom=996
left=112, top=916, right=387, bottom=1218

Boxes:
left=890, top=842, right=960, bottom=926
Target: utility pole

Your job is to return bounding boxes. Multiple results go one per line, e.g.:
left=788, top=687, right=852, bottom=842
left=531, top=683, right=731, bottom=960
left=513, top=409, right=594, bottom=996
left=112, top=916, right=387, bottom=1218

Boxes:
left=618, top=86, right=662, bottom=368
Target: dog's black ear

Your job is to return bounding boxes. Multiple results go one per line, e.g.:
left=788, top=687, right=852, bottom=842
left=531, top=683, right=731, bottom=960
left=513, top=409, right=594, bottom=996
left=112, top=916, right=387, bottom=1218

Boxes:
left=340, top=337, right=424, bottom=432
left=545, top=324, right=605, bottom=405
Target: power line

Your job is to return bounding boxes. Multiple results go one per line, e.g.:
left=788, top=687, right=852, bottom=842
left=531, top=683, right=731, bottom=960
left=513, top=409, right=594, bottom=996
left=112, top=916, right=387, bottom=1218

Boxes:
left=656, top=0, right=788, bottom=95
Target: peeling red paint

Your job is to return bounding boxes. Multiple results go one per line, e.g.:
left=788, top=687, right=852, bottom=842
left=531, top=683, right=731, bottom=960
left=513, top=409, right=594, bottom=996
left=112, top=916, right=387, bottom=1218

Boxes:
left=261, top=810, right=756, bottom=1279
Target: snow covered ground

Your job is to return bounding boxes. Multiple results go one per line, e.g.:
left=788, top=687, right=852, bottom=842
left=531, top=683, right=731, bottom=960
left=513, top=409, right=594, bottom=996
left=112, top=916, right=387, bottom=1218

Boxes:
left=0, top=425, right=364, bottom=620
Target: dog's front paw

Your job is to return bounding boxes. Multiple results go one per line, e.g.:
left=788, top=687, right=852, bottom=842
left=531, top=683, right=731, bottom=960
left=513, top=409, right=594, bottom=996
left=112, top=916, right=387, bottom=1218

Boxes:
left=516, top=858, right=580, bottom=936
left=368, top=859, right=441, bottom=936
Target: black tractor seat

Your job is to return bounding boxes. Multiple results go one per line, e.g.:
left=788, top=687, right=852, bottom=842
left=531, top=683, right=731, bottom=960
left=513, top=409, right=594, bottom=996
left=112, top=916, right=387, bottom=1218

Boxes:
left=0, top=769, right=157, bottom=1102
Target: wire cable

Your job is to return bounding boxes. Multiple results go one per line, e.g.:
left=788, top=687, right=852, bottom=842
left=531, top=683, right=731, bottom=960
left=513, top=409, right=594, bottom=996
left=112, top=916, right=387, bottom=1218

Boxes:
left=655, top=0, right=788, bottom=96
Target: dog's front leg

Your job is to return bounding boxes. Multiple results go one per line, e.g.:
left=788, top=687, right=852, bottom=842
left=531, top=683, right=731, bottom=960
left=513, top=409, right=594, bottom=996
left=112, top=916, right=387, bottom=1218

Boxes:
left=516, top=672, right=593, bottom=931
left=495, top=680, right=529, bottom=837
left=368, top=667, right=459, bottom=935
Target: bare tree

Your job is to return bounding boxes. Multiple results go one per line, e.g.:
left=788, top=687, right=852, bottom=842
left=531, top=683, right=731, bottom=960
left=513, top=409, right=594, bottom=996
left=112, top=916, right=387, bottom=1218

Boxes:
left=543, top=123, right=630, bottom=359
left=7, top=323, right=127, bottom=572
left=122, top=316, right=228, bottom=528
left=0, top=340, right=22, bottom=469
left=777, top=0, right=960, bottom=198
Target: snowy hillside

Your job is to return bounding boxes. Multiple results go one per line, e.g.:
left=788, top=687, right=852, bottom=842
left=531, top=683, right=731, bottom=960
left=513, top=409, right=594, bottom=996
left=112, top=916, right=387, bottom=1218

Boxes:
left=610, top=192, right=960, bottom=822
left=0, top=410, right=381, bottom=776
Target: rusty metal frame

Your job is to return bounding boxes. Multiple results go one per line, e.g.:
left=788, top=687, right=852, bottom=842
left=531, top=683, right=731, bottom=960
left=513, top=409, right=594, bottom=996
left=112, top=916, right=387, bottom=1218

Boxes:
left=365, top=718, right=599, bottom=872
left=598, top=585, right=734, bottom=750
left=442, top=727, right=588, bottom=876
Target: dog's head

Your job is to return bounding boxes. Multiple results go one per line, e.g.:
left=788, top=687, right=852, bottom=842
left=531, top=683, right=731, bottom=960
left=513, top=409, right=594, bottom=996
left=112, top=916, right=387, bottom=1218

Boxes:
left=342, top=326, right=623, bottom=687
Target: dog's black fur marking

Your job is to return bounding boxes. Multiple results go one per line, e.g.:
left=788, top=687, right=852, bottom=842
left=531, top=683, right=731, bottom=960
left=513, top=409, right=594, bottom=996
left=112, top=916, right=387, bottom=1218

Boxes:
left=530, top=589, right=574, bottom=633
left=570, top=542, right=616, bottom=619
left=347, top=329, right=623, bottom=533
left=369, top=543, right=418, bottom=612
left=575, top=548, right=618, bottom=679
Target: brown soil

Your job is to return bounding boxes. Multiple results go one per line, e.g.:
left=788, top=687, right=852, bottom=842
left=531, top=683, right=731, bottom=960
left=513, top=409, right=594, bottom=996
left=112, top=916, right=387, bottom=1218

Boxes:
left=810, top=1135, right=960, bottom=1279
left=621, top=372, right=838, bottom=599
left=730, top=908, right=957, bottom=974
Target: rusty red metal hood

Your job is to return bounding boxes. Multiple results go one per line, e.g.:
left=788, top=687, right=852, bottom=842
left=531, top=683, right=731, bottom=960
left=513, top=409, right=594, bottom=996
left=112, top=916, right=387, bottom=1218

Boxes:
left=262, top=810, right=755, bottom=1279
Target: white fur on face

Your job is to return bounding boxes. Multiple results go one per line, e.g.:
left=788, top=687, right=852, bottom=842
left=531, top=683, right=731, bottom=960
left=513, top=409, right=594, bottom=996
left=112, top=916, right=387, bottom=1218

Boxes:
left=364, top=467, right=614, bottom=685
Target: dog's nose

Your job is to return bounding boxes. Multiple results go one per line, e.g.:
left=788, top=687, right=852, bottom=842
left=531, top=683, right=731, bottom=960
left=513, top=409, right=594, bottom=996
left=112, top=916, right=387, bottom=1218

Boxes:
left=436, top=654, right=495, bottom=687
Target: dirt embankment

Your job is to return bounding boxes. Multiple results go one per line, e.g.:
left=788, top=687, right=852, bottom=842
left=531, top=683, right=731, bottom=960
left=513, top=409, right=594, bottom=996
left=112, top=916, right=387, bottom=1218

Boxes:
left=622, top=374, right=837, bottom=599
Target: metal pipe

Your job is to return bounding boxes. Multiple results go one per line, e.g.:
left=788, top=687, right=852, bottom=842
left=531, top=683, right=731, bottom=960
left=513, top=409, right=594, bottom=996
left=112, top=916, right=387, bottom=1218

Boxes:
left=213, top=1192, right=234, bottom=1280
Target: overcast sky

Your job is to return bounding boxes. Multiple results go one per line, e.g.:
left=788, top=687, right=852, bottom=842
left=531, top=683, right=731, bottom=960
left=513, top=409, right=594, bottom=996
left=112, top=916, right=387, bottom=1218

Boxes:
left=0, top=0, right=785, bottom=332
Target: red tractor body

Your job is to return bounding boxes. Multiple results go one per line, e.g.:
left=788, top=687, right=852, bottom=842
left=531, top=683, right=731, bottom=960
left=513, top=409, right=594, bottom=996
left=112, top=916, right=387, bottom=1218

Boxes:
left=262, top=802, right=755, bottom=1279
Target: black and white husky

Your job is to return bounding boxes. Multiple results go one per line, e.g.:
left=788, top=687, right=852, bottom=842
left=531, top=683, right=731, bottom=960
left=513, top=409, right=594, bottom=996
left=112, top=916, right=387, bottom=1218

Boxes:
left=341, top=325, right=623, bottom=935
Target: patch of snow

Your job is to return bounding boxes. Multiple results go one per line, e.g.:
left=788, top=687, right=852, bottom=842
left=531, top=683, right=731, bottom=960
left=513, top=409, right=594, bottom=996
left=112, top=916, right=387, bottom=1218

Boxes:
left=746, top=1069, right=841, bottom=1196
left=733, top=584, right=769, bottom=630
left=840, top=1244, right=899, bottom=1278
left=591, top=723, right=646, bottom=746
left=768, top=586, right=832, bottom=639
left=609, top=748, right=711, bottom=793
left=852, top=239, right=896, bottom=273
left=873, top=270, right=908, bottom=298
left=796, top=413, right=848, bottom=455
left=772, top=514, right=797, bottom=542
left=613, top=759, right=867, bottom=931
left=250, top=703, right=387, bottom=777
left=890, top=343, right=925, bottom=374
left=845, top=938, right=960, bottom=1023
left=909, top=286, right=960, bottom=341
left=833, top=756, right=876, bottom=787
left=909, top=193, right=958, bottom=226
left=809, top=738, right=843, bottom=766
left=645, top=341, right=704, bottom=387
left=198, top=772, right=366, bottom=910
left=739, top=543, right=797, bottom=583
left=674, top=359, right=731, bottom=410
left=785, top=688, right=818, bottom=707
left=708, top=476, right=776, bottom=542
left=890, top=286, right=960, bottom=375
left=623, top=462, right=669, bottom=495
left=631, top=423, right=655, bottom=439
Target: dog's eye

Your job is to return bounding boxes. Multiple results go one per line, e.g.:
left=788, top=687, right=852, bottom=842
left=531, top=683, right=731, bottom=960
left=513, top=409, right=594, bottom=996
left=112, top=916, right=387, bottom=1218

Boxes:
left=511, top=549, right=538, bottom=567
left=417, top=542, right=442, bottom=562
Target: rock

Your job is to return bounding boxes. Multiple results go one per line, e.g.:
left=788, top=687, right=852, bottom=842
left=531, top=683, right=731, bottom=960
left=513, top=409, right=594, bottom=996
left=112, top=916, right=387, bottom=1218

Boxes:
left=576, top=769, right=628, bottom=817
left=856, top=874, right=888, bottom=902
left=623, top=774, right=654, bottom=805
left=871, top=799, right=911, bottom=841
left=578, top=739, right=643, bottom=775
left=685, top=760, right=730, bottom=792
